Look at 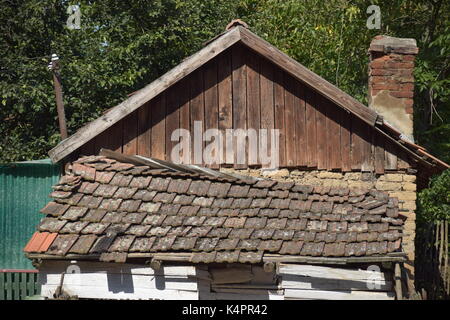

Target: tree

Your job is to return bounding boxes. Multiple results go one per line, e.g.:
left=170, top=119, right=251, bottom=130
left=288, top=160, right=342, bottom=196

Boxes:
left=0, top=0, right=241, bottom=162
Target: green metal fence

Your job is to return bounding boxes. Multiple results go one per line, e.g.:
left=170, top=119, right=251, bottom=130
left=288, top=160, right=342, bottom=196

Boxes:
left=0, top=271, right=41, bottom=300
left=0, top=159, right=60, bottom=299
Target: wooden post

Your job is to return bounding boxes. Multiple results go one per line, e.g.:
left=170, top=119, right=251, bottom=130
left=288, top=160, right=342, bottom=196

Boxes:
left=50, top=54, right=68, bottom=140
left=150, top=259, right=162, bottom=271
left=394, top=263, right=402, bottom=300
left=263, top=262, right=275, bottom=273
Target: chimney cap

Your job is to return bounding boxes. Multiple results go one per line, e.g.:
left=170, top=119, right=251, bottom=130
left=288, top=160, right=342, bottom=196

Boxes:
left=369, top=35, right=418, bottom=55
left=226, top=19, right=249, bottom=31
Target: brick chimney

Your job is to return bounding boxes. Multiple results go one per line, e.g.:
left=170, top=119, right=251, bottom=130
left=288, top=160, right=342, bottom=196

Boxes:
left=368, top=36, right=418, bottom=141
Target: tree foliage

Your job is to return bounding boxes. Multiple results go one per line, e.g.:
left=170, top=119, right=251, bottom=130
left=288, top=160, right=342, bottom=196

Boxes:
left=418, top=169, right=450, bottom=222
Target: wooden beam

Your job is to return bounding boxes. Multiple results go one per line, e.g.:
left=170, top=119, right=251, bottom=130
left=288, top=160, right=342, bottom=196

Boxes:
left=27, top=251, right=406, bottom=265
left=394, top=263, right=402, bottom=300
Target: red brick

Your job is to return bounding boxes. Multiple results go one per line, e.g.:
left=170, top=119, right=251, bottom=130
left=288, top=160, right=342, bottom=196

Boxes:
left=370, top=69, right=394, bottom=76
left=401, top=83, right=414, bottom=91
left=402, top=55, right=416, bottom=61
left=390, top=90, right=414, bottom=99
left=372, top=83, right=401, bottom=90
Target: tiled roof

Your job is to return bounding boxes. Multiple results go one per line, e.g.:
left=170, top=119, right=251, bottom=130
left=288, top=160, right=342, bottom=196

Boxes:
left=24, top=155, right=404, bottom=263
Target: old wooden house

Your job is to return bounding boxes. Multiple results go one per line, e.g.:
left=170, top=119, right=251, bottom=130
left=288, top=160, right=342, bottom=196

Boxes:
left=24, top=21, right=448, bottom=300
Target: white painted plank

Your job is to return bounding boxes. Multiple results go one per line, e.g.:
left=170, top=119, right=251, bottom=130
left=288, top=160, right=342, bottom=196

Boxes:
left=41, top=284, right=198, bottom=300
left=42, top=272, right=198, bottom=291
left=40, top=260, right=208, bottom=277
left=278, top=264, right=389, bottom=281
left=212, top=287, right=284, bottom=295
left=284, top=289, right=394, bottom=300
left=207, top=291, right=284, bottom=300
left=281, top=275, right=392, bottom=291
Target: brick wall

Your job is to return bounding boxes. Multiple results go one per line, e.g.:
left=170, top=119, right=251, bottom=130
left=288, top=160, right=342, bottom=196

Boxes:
left=221, top=168, right=417, bottom=276
left=368, top=35, right=418, bottom=141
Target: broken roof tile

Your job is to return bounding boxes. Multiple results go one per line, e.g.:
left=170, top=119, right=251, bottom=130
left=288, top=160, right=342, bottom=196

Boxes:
left=72, top=163, right=96, bottom=181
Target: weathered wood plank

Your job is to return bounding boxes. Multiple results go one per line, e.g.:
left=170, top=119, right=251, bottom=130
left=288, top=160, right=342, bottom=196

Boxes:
left=122, top=111, right=138, bottom=155
left=384, top=139, right=398, bottom=170
left=281, top=275, right=392, bottom=291
left=178, top=77, right=190, bottom=164
left=43, top=273, right=199, bottom=291
left=246, top=49, right=261, bottom=166
left=315, top=94, right=328, bottom=170
left=273, top=68, right=286, bottom=167
left=80, top=139, right=95, bottom=157
left=326, top=101, right=342, bottom=170
left=278, top=264, right=389, bottom=281
left=374, top=130, right=385, bottom=174
left=204, top=60, right=219, bottom=168
left=41, top=284, right=199, bottom=300
left=190, top=68, right=205, bottom=166
left=210, top=266, right=252, bottom=284
left=137, top=101, right=152, bottom=157
left=259, top=58, right=275, bottom=168
left=232, top=44, right=247, bottom=169
left=284, top=74, right=297, bottom=167
left=150, top=93, right=166, bottom=160
left=361, top=123, right=375, bottom=172
left=284, top=289, right=394, bottom=300
left=94, top=120, right=123, bottom=154
left=340, top=108, right=352, bottom=171
left=204, top=291, right=284, bottom=300
left=217, top=51, right=233, bottom=165
left=165, top=83, right=180, bottom=163
left=295, top=81, right=307, bottom=167
left=305, top=88, right=317, bottom=168
left=351, top=117, right=364, bottom=170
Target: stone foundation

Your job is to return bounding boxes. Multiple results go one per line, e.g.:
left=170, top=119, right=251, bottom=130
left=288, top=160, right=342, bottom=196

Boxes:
left=221, top=168, right=417, bottom=277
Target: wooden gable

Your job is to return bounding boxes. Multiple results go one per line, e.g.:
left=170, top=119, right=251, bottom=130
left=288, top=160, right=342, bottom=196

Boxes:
left=72, top=42, right=411, bottom=173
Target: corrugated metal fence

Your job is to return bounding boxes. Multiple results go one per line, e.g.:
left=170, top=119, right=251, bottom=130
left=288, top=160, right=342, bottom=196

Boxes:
left=0, top=159, right=60, bottom=299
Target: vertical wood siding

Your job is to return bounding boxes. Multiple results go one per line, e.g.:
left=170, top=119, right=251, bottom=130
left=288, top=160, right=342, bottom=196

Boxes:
left=77, top=45, right=410, bottom=172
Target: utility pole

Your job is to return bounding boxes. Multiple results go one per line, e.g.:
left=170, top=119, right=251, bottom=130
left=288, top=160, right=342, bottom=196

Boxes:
left=48, top=54, right=68, bottom=140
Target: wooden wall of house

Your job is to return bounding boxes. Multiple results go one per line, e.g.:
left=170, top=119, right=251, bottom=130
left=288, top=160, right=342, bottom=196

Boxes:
left=39, top=260, right=395, bottom=300
left=76, top=43, right=411, bottom=173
